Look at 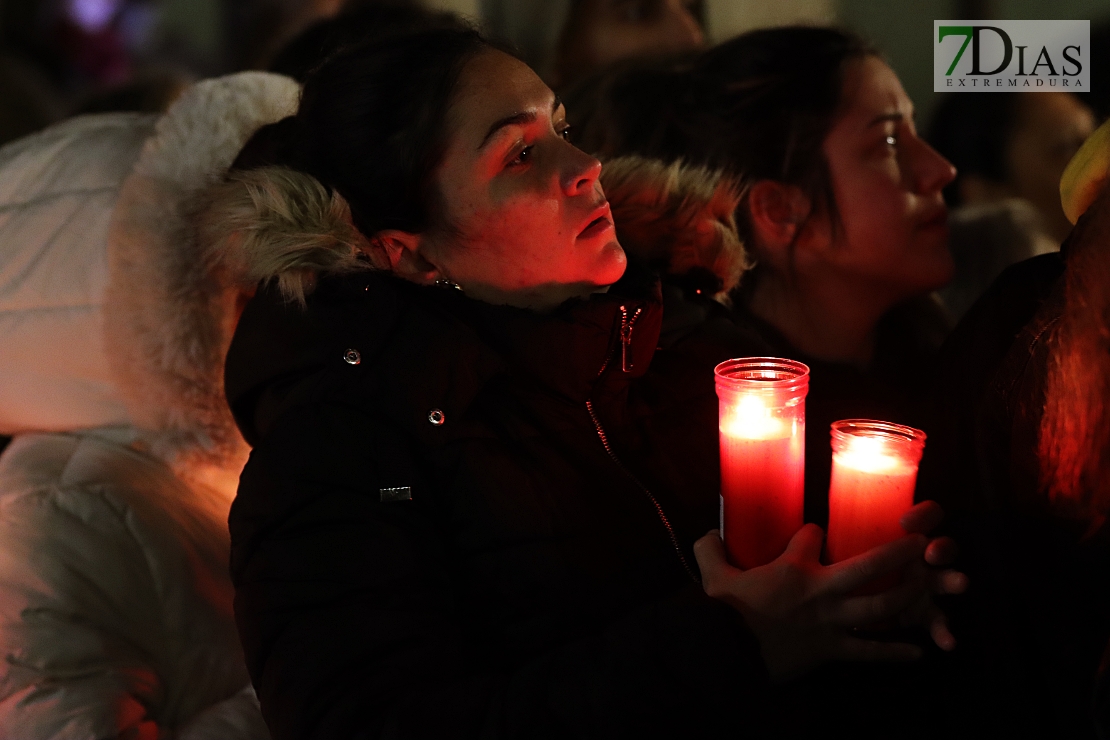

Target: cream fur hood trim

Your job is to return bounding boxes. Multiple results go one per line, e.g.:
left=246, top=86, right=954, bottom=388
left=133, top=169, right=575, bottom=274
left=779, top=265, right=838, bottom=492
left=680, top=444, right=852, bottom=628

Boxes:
left=105, top=72, right=300, bottom=476
left=600, top=156, right=749, bottom=298
left=195, top=167, right=372, bottom=308
left=195, top=155, right=747, bottom=309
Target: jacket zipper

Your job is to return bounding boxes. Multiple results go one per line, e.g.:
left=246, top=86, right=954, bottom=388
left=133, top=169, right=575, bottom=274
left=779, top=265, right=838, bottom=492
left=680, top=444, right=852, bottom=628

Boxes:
left=619, top=305, right=642, bottom=373
left=586, top=305, right=700, bottom=584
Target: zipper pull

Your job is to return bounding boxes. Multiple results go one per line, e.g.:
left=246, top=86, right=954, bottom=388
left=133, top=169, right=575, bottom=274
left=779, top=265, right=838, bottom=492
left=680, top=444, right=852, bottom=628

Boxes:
left=619, top=306, right=629, bottom=373
left=619, top=305, right=642, bottom=373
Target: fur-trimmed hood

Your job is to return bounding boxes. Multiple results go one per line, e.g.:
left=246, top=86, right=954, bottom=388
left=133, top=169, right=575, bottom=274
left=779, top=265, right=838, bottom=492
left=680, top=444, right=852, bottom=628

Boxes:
left=600, top=156, right=748, bottom=297
left=194, top=154, right=747, bottom=312
left=105, top=72, right=300, bottom=484
left=0, top=72, right=299, bottom=486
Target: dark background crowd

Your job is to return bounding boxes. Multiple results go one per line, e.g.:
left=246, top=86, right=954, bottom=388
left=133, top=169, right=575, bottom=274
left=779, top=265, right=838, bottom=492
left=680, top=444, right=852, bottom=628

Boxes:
left=1, top=0, right=1109, bottom=243
left=2, top=0, right=1109, bottom=484
left=2, top=0, right=1109, bottom=147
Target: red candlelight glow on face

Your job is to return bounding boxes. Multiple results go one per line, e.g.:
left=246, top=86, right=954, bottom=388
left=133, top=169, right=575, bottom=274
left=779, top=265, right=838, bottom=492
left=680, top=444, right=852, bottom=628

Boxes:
left=825, top=420, right=926, bottom=566
left=715, top=358, right=809, bottom=570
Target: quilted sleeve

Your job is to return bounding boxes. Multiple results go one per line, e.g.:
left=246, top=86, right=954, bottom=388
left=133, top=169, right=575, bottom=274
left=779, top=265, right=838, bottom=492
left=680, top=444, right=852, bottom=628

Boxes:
left=0, top=478, right=267, bottom=740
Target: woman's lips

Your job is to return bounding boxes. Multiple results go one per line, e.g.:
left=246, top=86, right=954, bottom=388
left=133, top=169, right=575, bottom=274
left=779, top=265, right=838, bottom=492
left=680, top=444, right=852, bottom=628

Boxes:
left=578, top=202, right=614, bottom=240
left=918, top=209, right=949, bottom=231
left=578, top=215, right=614, bottom=240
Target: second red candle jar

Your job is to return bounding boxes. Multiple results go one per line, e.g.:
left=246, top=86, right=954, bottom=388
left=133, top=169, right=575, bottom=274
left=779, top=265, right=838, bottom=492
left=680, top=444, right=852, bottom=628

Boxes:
left=825, top=419, right=926, bottom=565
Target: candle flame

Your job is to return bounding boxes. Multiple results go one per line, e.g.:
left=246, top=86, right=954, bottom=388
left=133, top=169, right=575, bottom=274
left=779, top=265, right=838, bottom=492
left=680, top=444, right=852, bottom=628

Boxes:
left=723, top=394, right=788, bottom=440
left=835, top=435, right=913, bottom=475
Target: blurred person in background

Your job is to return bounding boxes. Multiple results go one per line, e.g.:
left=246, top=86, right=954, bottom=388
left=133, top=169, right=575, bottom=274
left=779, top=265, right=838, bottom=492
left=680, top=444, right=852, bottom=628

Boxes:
left=0, top=52, right=66, bottom=147
left=72, top=66, right=193, bottom=114
left=227, top=0, right=344, bottom=72
left=481, top=0, right=705, bottom=90
left=0, top=70, right=299, bottom=739
left=0, top=1, right=68, bottom=146
left=1088, top=21, right=1110, bottom=124
left=568, top=27, right=955, bottom=540
left=920, top=139, right=1110, bottom=740
left=0, top=0, right=199, bottom=132
left=52, top=0, right=134, bottom=86
left=266, top=0, right=466, bottom=81
left=0, top=0, right=432, bottom=131
left=229, top=0, right=424, bottom=72
left=929, top=91, right=1096, bottom=319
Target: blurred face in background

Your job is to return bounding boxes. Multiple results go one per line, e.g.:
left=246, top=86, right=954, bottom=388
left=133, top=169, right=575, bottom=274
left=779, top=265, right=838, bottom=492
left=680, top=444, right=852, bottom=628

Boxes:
left=956, top=92, right=1095, bottom=244
left=552, top=0, right=705, bottom=88
left=796, top=56, right=957, bottom=303
left=1007, top=92, right=1095, bottom=243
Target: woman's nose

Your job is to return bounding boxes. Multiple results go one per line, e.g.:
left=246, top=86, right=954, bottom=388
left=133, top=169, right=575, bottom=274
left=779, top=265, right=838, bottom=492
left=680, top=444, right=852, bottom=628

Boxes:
left=562, top=150, right=602, bottom=197
left=911, top=137, right=957, bottom=195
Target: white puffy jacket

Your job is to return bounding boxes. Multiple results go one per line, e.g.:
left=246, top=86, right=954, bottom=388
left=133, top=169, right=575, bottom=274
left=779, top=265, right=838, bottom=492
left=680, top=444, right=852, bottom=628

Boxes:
left=0, top=72, right=299, bottom=739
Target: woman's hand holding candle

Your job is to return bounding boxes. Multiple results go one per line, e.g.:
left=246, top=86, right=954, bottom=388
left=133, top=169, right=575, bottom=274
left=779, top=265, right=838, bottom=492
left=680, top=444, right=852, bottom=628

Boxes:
left=894, top=501, right=970, bottom=652
left=694, top=503, right=969, bottom=682
left=694, top=524, right=931, bottom=682
left=823, top=419, right=970, bottom=638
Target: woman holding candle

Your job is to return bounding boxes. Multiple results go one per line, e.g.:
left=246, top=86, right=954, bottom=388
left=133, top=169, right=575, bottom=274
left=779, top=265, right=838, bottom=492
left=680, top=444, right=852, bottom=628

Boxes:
left=567, top=27, right=957, bottom=529
left=216, top=28, right=965, bottom=739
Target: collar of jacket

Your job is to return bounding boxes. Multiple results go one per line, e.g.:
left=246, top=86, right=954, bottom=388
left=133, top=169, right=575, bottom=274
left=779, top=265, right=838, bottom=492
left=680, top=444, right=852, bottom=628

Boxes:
left=451, top=261, right=663, bottom=406
left=226, top=263, right=663, bottom=446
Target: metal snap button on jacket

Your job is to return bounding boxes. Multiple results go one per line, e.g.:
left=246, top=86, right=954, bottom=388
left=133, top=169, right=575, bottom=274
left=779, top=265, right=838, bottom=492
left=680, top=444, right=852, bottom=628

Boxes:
left=427, top=409, right=445, bottom=426
left=343, top=349, right=361, bottom=365
left=379, top=486, right=412, bottom=502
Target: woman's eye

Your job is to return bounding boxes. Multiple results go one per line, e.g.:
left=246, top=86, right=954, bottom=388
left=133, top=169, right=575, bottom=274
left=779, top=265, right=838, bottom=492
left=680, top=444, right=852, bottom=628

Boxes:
left=509, top=146, right=532, bottom=167
left=560, top=126, right=572, bottom=142
left=884, top=135, right=897, bottom=147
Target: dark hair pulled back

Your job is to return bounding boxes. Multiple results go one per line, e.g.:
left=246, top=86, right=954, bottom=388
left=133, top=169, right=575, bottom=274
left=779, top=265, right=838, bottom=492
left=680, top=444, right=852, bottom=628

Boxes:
left=238, top=28, right=491, bottom=238
left=569, top=26, right=878, bottom=243
left=690, top=27, right=877, bottom=227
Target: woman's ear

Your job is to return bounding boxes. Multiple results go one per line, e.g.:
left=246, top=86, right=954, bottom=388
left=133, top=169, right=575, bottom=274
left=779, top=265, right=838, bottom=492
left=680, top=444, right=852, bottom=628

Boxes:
left=373, top=230, right=442, bottom=284
left=746, top=181, right=812, bottom=256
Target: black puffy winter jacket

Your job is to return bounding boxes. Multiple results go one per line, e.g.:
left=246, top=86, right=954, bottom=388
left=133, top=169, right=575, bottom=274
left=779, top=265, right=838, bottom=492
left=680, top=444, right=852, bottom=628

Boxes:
left=223, top=255, right=775, bottom=739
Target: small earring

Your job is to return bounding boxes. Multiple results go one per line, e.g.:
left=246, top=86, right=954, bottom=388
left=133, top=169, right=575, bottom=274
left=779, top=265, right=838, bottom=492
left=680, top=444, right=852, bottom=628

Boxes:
left=434, top=278, right=462, bottom=291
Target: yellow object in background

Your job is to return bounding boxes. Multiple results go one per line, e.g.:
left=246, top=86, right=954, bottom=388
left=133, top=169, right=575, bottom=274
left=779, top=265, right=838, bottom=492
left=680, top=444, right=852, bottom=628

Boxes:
left=1061, top=118, right=1110, bottom=225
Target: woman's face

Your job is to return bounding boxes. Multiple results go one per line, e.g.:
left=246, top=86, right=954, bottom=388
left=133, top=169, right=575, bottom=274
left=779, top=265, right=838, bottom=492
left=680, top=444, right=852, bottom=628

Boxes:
left=418, top=50, right=626, bottom=311
left=810, top=56, right=957, bottom=300
left=1007, top=92, right=1095, bottom=243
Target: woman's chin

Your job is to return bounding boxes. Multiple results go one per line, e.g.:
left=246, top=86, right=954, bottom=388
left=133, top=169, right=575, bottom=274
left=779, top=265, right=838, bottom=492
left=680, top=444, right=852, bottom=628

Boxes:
left=922, top=250, right=956, bottom=292
left=903, top=238, right=955, bottom=293
left=591, top=240, right=628, bottom=286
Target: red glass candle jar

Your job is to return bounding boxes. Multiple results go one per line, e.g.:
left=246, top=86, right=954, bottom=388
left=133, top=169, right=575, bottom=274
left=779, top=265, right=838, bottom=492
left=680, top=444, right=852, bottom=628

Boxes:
left=714, top=358, right=809, bottom=569
left=825, top=419, right=927, bottom=565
